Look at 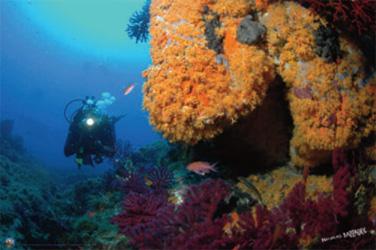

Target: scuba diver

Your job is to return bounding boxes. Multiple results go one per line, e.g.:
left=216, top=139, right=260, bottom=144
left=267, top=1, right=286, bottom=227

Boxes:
left=64, top=92, right=123, bottom=167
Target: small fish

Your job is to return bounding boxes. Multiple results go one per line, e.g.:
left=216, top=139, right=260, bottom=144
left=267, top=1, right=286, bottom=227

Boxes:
left=186, top=161, right=217, bottom=176
left=123, top=83, right=135, bottom=96
left=4, top=238, right=15, bottom=249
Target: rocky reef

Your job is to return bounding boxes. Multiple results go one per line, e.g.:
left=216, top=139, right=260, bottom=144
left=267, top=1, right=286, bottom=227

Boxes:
left=0, top=120, right=65, bottom=248
left=0, top=120, right=127, bottom=249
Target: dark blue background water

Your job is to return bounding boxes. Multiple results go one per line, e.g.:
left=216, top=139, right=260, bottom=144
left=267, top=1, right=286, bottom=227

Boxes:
left=0, top=0, right=161, bottom=171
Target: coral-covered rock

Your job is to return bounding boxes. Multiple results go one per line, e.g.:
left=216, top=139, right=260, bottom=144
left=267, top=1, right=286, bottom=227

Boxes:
left=238, top=166, right=333, bottom=209
left=143, top=0, right=375, bottom=168
left=143, top=0, right=275, bottom=144
left=261, top=1, right=375, bottom=167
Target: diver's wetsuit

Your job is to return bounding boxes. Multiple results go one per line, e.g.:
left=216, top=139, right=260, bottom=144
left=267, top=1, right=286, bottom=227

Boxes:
left=64, top=106, right=116, bottom=166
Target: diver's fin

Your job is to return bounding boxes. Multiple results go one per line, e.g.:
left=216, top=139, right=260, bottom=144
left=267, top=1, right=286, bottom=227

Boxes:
left=75, top=157, right=83, bottom=167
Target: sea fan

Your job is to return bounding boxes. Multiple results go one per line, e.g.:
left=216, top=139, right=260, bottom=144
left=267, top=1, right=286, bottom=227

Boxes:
left=112, top=148, right=374, bottom=249
left=174, top=179, right=231, bottom=227
left=126, top=0, right=151, bottom=43
left=111, top=191, right=174, bottom=249
left=331, top=148, right=351, bottom=216
left=298, top=0, right=376, bottom=34
left=147, top=165, right=174, bottom=190
left=120, top=171, right=149, bottom=195
left=112, top=178, right=232, bottom=249
left=170, top=179, right=231, bottom=249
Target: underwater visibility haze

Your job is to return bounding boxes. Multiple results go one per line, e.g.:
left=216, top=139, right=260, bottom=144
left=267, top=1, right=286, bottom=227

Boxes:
left=1, top=0, right=158, bottom=170
left=0, top=0, right=375, bottom=249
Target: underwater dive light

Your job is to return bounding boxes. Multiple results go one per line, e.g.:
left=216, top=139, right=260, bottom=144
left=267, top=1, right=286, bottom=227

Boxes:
left=86, top=117, right=95, bottom=126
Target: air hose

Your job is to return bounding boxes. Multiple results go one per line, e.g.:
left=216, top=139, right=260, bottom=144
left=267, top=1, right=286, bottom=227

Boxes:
left=64, top=99, right=84, bottom=124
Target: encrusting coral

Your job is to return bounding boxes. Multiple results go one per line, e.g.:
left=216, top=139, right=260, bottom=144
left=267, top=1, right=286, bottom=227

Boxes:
left=260, top=1, right=375, bottom=166
left=143, top=0, right=275, bottom=144
left=238, top=166, right=332, bottom=209
left=143, top=0, right=375, bottom=167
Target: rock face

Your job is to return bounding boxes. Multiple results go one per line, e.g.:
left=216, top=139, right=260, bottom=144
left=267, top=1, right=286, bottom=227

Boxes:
left=261, top=1, right=375, bottom=167
left=203, top=7, right=223, bottom=53
left=313, top=25, right=341, bottom=63
left=143, top=0, right=275, bottom=144
left=236, top=15, right=266, bottom=45
left=143, top=0, right=375, bottom=167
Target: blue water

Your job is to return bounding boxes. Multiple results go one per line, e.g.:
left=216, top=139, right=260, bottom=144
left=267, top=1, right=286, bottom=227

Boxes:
left=0, top=0, right=161, bottom=171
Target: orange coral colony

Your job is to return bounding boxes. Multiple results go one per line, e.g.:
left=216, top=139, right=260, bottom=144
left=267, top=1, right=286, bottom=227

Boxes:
left=143, top=0, right=375, bottom=167
left=261, top=1, right=375, bottom=167
left=143, top=0, right=275, bottom=144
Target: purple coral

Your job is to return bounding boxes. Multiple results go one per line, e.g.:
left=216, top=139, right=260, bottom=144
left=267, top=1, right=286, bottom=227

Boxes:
left=174, top=179, right=230, bottom=226
left=147, top=166, right=174, bottom=191
left=170, top=179, right=231, bottom=249
left=112, top=178, right=232, bottom=249
left=118, top=170, right=149, bottom=194
left=111, top=191, right=174, bottom=249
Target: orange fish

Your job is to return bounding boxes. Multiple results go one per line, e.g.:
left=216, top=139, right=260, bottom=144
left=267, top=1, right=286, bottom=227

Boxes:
left=123, top=83, right=135, bottom=95
left=186, top=161, right=217, bottom=176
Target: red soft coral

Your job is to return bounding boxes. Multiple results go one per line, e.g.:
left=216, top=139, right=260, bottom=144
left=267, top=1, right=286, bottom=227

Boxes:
left=298, top=0, right=376, bottom=34
left=170, top=179, right=231, bottom=249
left=111, top=192, right=174, bottom=249
left=112, top=151, right=373, bottom=249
